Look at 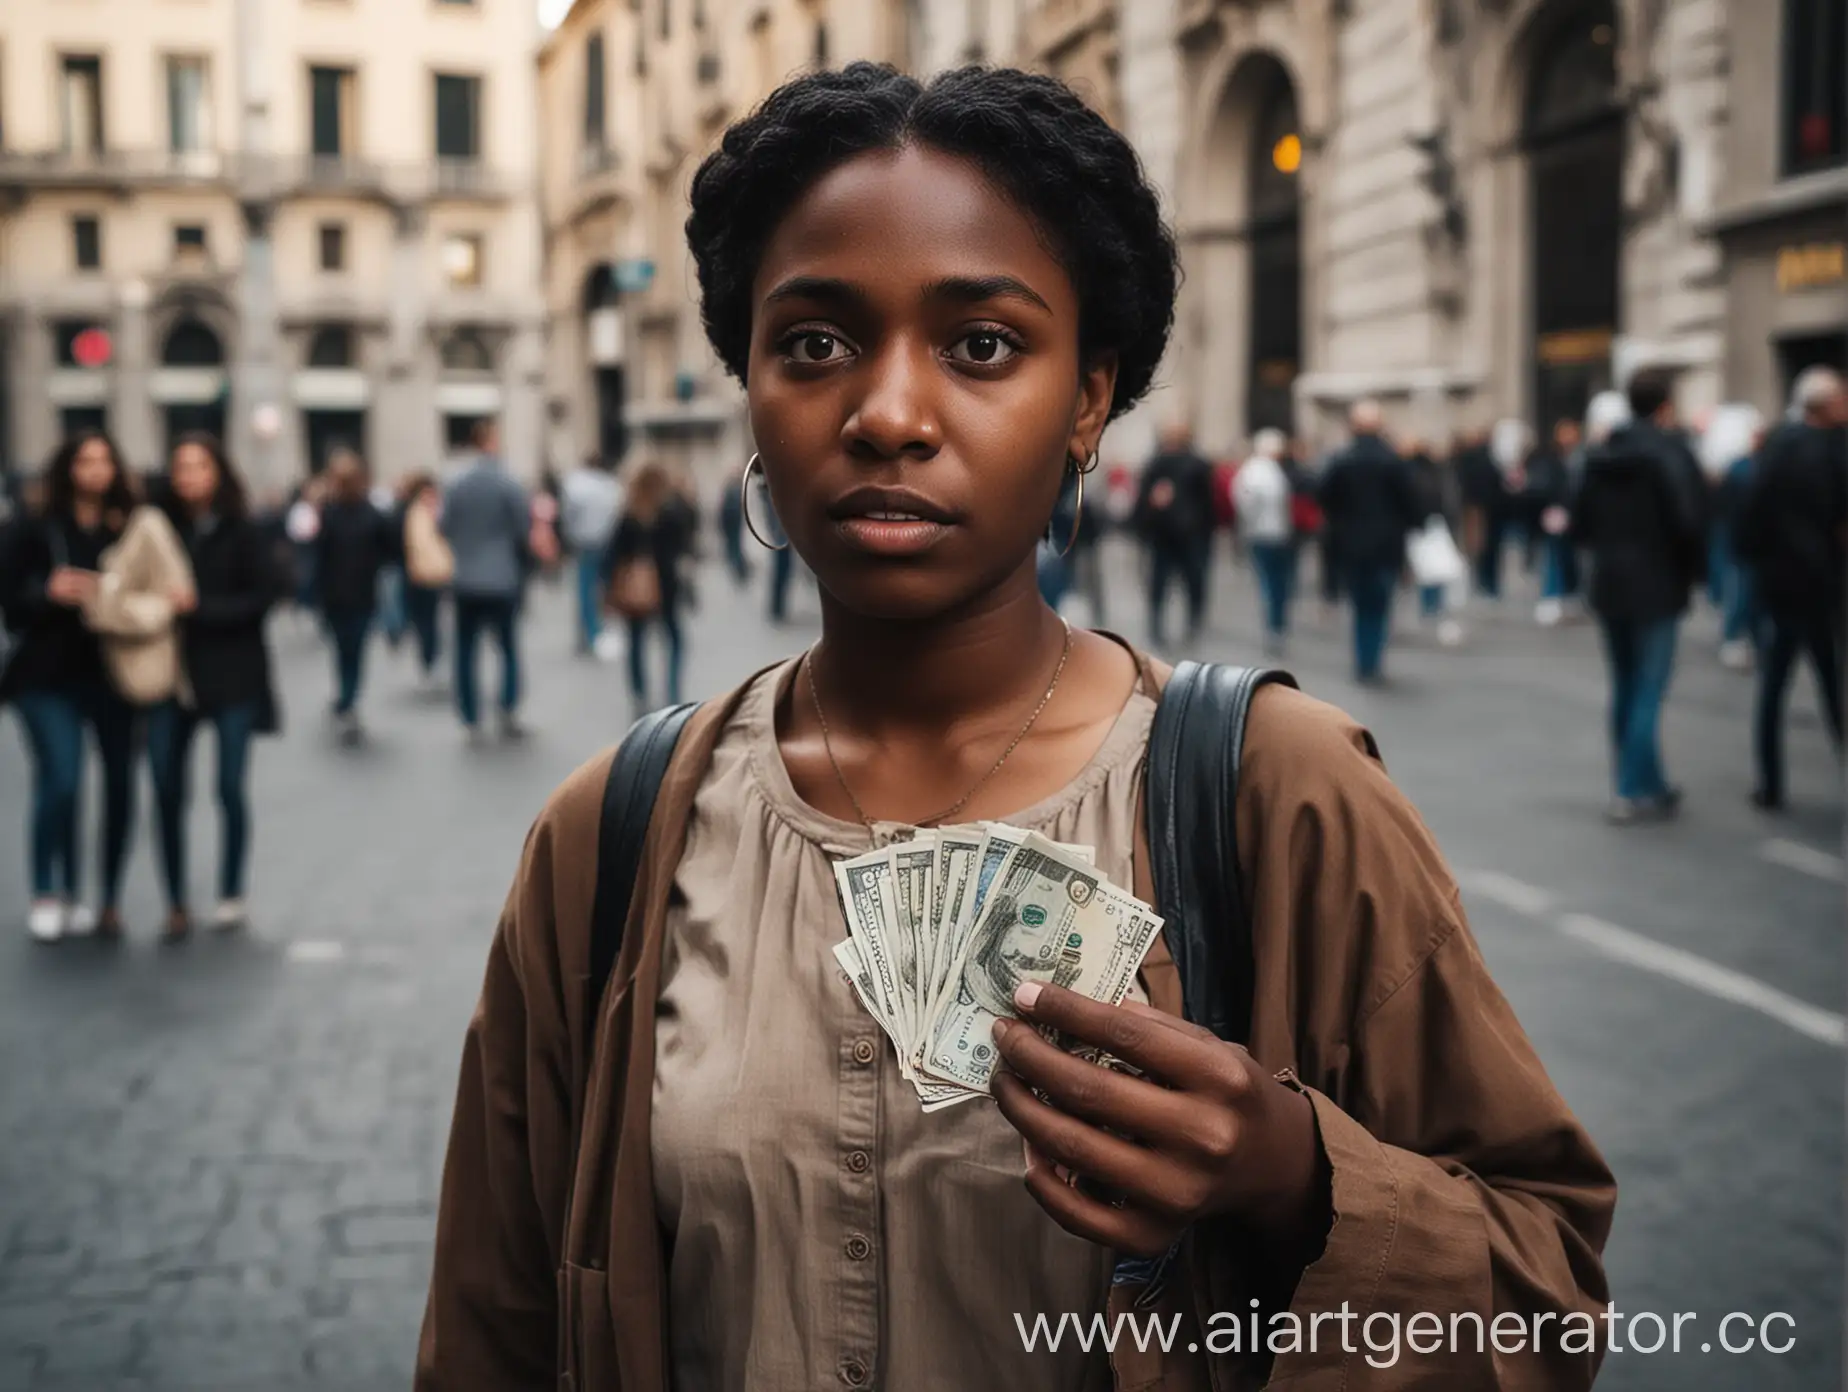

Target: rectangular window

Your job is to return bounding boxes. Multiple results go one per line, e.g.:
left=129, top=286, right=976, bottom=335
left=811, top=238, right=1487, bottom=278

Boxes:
left=166, top=56, right=210, bottom=154
left=173, top=223, right=208, bottom=262
left=434, top=73, right=481, bottom=161
left=310, top=66, right=352, bottom=158
left=72, top=215, right=101, bottom=271
left=584, top=31, right=606, bottom=149
left=59, top=55, right=104, bottom=153
left=441, top=231, right=484, bottom=287
left=1783, top=0, right=1847, bottom=175
left=318, top=221, right=346, bottom=271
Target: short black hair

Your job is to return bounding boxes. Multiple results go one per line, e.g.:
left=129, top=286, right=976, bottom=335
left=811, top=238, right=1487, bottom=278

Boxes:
left=686, top=63, right=1178, bottom=423
left=1627, top=367, right=1677, bottom=421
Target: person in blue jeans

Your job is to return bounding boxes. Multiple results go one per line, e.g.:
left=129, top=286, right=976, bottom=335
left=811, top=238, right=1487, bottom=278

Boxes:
left=314, top=452, right=397, bottom=744
left=1232, top=430, right=1297, bottom=655
left=1569, top=371, right=1703, bottom=823
left=1317, top=400, right=1423, bottom=684
left=0, top=431, right=139, bottom=942
left=443, top=420, right=531, bottom=743
left=147, top=433, right=283, bottom=937
left=602, top=462, right=695, bottom=709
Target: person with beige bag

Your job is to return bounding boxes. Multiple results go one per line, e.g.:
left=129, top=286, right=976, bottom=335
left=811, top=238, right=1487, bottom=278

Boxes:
left=0, top=432, right=142, bottom=942
left=400, top=473, right=454, bottom=687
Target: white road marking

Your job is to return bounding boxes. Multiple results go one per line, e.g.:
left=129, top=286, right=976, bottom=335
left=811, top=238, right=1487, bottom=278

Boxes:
left=1461, top=871, right=1555, bottom=917
left=285, top=939, right=347, bottom=964
left=1758, top=838, right=1846, bottom=884
left=1555, top=913, right=1846, bottom=1049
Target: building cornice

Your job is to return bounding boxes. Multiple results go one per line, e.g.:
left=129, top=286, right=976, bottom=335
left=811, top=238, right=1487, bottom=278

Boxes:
left=1701, top=167, right=1848, bottom=238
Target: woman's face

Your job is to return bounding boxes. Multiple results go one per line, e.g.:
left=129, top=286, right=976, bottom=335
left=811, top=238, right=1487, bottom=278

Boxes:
left=747, top=144, right=1115, bottom=621
left=170, top=442, right=220, bottom=508
left=69, top=438, right=119, bottom=500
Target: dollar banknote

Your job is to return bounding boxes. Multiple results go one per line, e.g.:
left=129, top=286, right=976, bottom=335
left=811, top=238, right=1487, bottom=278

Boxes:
left=922, top=832, right=1163, bottom=1093
left=833, top=822, right=1151, bottom=1109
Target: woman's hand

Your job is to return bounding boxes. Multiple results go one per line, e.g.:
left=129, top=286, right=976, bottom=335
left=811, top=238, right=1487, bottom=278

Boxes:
left=46, top=568, right=99, bottom=606
left=992, top=982, right=1327, bottom=1259
left=170, top=585, right=199, bottom=615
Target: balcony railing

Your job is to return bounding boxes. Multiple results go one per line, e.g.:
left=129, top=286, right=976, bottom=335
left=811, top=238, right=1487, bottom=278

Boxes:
left=0, top=147, right=514, bottom=207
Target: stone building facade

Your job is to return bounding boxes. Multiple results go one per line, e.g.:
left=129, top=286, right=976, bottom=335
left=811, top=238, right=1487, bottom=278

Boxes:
left=536, top=0, right=912, bottom=496
left=537, top=0, right=1837, bottom=485
left=0, top=0, right=547, bottom=490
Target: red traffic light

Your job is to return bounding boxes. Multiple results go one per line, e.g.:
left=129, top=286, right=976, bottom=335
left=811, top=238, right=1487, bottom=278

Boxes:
left=72, top=327, right=113, bottom=369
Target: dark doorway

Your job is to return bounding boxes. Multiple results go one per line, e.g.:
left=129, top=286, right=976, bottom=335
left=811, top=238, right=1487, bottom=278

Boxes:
left=1778, top=332, right=1848, bottom=405
left=1247, top=60, right=1302, bottom=438
left=303, top=409, right=366, bottom=472
left=582, top=264, right=628, bottom=464
left=59, top=406, right=108, bottom=439
left=444, top=413, right=489, bottom=451
left=159, top=316, right=227, bottom=459
left=1526, top=2, right=1623, bottom=432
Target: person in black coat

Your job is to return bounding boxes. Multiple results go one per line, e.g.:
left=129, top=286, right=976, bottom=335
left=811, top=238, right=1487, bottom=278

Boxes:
left=315, top=450, right=399, bottom=742
left=0, top=431, right=140, bottom=942
left=1568, top=372, right=1704, bottom=824
left=1526, top=417, right=1582, bottom=622
left=601, top=462, right=696, bottom=709
left=1735, top=367, right=1847, bottom=810
left=147, top=433, right=283, bottom=938
left=1318, top=399, right=1424, bottom=683
left=1455, top=427, right=1509, bottom=599
left=1132, top=423, right=1217, bottom=646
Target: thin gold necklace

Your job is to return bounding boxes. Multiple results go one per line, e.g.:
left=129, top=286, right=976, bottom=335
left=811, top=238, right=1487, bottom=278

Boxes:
left=805, top=618, right=1074, bottom=831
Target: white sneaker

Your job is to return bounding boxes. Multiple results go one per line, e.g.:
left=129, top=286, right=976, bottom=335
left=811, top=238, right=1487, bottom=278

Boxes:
left=63, top=903, right=97, bottom=937
left=27, top=899, right=65, bottom=943
left=1437, top=618, right=1466, bottom=648
left=212, top=899, right=248, bottom=932
left=1535, top=598, right=1563, bottom=627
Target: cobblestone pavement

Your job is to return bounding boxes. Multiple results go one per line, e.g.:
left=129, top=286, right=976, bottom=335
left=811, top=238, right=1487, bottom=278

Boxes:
left=1, top=542, right=1840, bottom=1390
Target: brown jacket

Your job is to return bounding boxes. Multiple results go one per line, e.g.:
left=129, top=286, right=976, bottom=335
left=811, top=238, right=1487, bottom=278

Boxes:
left=417, top=663, right=1614, bottom=1391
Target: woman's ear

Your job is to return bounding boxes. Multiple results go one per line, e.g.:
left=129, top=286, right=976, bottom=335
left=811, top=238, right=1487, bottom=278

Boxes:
left=1069, top=354, right=1119, bottom=464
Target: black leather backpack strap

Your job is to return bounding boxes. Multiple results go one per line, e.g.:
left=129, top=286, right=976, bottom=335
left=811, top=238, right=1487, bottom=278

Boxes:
left=586, top=701, right=699, bottom=1048
left=1144, top=661, right=1298, bottom=1044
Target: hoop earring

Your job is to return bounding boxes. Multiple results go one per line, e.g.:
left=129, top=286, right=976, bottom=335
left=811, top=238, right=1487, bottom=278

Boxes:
left=740, top=452, right=789, bottom=551
left=1057, top=455, right=1090, bottom=558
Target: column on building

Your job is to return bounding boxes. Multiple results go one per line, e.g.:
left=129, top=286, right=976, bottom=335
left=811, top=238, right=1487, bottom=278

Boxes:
left=110, top=281, right=158, bottom=473
left=502, top=319, right=546, bottom=481
left=381, top=205, right=438, bottom=475
left=12, top=306, right=56, bottom=471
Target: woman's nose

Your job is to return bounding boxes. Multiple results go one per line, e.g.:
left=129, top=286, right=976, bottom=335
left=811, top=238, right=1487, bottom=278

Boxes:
left=842, top=341, right=942, bottom=461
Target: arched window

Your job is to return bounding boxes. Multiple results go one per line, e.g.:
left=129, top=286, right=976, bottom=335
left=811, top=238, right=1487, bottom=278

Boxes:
left=307, top=324, right=355, bottom=368
left=161, top=317, right=224, bottom=366
left=1524, top=2, right=1622, bottom=432
left=440, top=329, right=493, bottom=373
left=1245, top=58, right=1302, bottom=437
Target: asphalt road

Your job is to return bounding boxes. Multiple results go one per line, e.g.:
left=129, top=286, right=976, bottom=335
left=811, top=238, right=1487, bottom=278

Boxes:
left=1, top=538, right=1841, bottom=1390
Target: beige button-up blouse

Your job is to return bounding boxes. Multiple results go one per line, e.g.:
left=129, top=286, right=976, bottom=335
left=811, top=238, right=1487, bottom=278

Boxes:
left=652, top=657, right=1157, bottom=1392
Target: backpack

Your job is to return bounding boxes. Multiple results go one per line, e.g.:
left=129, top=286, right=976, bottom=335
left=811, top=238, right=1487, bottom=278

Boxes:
left=584, top=660, right=1297, bottom=1053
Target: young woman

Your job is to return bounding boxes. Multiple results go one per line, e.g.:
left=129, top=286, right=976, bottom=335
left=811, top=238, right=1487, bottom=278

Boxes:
left=420, top=66, right=1612, bottom=1390
left=601, top=460, right=695, bottom=708
left=0, top=432, right=139, bottom=942
left=147, top=434, right=281, bottom=939
left=314, top=450, right=397, bottom=742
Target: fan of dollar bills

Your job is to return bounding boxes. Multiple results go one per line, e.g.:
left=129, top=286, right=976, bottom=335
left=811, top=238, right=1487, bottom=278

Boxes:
left=832, top=822, right=1166, bottom=1112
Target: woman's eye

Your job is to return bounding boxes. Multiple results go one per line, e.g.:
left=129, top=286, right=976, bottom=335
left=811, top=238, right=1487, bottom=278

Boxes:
left=785, top=330, right=851, bottom=364
left=946, top=331, right=1020, bottom=367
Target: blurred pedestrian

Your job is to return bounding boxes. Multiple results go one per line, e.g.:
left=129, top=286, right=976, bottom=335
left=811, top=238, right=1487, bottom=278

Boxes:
left=1320, top=401, right=1423, bottom=682
left=1569, top=373, right=1704, bottom=823
left=718, top=467, right=751, bottom=586
left=1455, top=425, right=1509, bottom=600
left=442, top=418, right=530, bottom=743
left=1701, top=404, right=1765, bottom=670
left=284, top=476, right=324, bottom=618
left=1133, top=421, right=1215, bottom=647
left=400, top=473, right=453, bottom=686
left=315, top=450, right=397, bottom=744
left=1735, top=367, right=1846, bottom=811
left=1401, top=436, right=1450, bottom=628
left=603, top=461, right=696, bottom=709
left=1528, top=418, right=1581, bottom=627
left=147, top=434, right=282, bottom=938
left=0, top=432, right=139, bottom=942
left=560, top=454, right=624, bottom=655
left=1232, top=427, right=1296, bottom=655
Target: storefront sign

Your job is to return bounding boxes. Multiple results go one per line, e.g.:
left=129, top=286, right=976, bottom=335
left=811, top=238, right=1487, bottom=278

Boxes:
left=1537, top=328, right=1614, bottom=366
left=1777, top=242, right=1846, bottom=292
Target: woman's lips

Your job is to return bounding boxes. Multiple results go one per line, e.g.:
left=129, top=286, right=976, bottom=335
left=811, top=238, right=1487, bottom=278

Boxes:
left=836, top=513, right=952, bottom=556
